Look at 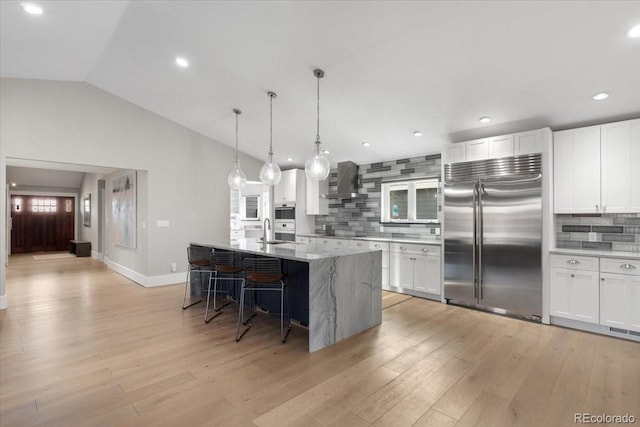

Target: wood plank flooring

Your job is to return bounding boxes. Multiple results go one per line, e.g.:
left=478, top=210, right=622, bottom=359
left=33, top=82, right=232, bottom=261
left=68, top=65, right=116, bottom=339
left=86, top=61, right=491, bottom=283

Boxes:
left=1, top=254, right=638, bottom=426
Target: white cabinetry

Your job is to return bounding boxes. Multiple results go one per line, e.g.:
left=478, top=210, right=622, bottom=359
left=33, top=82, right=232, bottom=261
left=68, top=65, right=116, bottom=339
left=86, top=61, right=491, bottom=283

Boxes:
left=306, top=178, right=329, bottom=215
left=549, top=255, right=599, bottom=324
left=296, top=235, right=316, bottom=245
left=390, top=243, right=441, bottom=298
left=599, top=258, right=640, bottom=332
left=553, top=119, right=640, bottom=214
left=553, top=125, right=601, bottom=213
left=274, top=169, right=299, bottom=204
left=443, top=129, right=543, bottom=164
left=600, top=119, right=640, bottom=213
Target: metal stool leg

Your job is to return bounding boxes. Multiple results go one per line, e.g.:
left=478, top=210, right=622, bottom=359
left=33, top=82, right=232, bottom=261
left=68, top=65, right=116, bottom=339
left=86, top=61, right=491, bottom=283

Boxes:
left=236, top=279, right=250, bottom=341
left=182, top=268, right=202, bottom=309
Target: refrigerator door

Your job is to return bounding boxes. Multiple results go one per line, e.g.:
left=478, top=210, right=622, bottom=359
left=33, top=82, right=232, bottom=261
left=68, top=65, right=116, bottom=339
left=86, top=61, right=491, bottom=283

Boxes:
left=444, top=181, right=477, bottom=304
left=478, top=176, right=542, bottom=318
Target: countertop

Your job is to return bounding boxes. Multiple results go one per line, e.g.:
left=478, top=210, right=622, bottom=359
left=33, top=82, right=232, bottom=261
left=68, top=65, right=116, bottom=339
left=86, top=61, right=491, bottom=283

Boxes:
left=193, top=239, right=379, bottom=262
left=297, top=233, right=442, bottom=246
left=550, top=248, right=640, bottom=260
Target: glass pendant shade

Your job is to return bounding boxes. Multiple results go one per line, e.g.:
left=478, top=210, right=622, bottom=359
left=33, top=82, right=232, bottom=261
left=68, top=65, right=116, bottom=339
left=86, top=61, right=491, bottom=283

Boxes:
left=259, top=152, right=282, bottom=185
left=228, top=159, right=247, bottom=190
left=305, top=141, right=331, bottom=181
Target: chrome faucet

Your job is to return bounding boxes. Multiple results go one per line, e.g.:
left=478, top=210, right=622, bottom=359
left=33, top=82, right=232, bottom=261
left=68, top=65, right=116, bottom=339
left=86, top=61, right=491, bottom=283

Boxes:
left=262, top=218, right=271, bottom=245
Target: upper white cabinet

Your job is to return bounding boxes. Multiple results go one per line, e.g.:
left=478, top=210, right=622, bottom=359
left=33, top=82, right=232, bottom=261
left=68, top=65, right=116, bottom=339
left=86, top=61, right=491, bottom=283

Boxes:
left=306, top=178, right=329, bottom=215
left=553, top=119, right=640, bottom=214
left=443, top=129, right=543, bottom=164
left=553, top=125, right=601, bottom=213
left=274, top=169, right=300, bottom=204
left=600, top=119, right=640, bottom=213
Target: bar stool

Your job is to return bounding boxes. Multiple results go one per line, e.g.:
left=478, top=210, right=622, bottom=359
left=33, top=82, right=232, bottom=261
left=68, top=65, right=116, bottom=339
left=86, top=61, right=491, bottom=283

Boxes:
left=236, top=257, right=291, bottom=343
left=204, top=251, right=244, bottom=323
left=182, top=245, right=215, bottom=309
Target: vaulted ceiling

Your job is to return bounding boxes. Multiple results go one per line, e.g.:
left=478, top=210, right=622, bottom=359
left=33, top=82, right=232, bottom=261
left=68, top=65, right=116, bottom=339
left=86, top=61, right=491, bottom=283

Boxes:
left=2, top=1, right=639, bottom=168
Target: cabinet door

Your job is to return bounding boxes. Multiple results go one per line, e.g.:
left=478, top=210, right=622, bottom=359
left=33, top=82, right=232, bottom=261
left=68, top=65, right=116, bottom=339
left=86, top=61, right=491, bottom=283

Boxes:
left=550, top=268, right=573, bottom=318
left=571, top=270, right=599, bottom=324
left=514, top=129, right=542, bottom=155
left=465, top=138, right=489, bottom=161
left=601, top=119, right=640, bottom=213
left=629, top=276, right=640, bottom=332
left=600, top=273, right=629, bottom=328
left=413, top=253, right=441, bottom=295
left=550, top=268, right=598, bottom=323
left=306, top=177, right=328, bottom=215
left=443, top=142, right=465, bottom=164
left=390, top=252, right=414, bottom=289
left=274, top=170, right=297, bottom=203
left=488, top=134, right=514, bottom=158
left=553, top=126, right=601, bottom=213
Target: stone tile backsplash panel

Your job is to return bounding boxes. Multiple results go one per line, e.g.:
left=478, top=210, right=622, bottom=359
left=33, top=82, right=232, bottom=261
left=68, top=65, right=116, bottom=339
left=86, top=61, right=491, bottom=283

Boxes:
left=556, top=213, right=640, bottom=252
left=315, top=154, right=441, bottom=239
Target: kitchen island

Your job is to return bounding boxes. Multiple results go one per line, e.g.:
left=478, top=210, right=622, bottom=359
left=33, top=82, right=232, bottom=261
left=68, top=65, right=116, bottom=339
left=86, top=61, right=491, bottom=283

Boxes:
left=193, top=239, right=382, bottom=352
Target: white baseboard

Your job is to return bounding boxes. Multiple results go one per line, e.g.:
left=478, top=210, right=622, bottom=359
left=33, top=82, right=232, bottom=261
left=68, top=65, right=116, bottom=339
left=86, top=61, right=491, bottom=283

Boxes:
left=0, top=294, right=7, bottom=310
left=105, top=257, right=183, bottom=288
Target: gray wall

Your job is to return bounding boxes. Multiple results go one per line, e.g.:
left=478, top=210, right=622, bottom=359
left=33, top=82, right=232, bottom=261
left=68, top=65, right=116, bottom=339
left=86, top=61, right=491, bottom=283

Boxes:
left=0, top=78, right=263, bottom=307
left=315, top=154, right=442, bottom=239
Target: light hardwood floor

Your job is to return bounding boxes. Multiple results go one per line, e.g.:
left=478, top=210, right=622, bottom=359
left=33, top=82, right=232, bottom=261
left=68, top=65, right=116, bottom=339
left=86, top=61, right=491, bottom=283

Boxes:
left=1, top=254, right=638, bottom=426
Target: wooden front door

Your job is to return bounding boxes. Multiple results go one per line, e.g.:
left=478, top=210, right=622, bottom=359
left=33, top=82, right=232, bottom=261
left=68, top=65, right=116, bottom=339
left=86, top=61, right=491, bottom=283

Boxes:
left=10, top=196, right=75, bottom=253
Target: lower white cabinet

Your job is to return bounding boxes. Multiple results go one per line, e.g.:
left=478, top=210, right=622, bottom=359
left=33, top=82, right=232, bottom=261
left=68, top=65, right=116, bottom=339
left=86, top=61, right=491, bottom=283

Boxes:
left=295, top=235, right=316, bottom=245
left=390, top=243, right=441, bottom=296
left=316, top=237, right=349, bottom=248
left=599, top=258, right=640, bottom=332
left=549, top=267, right=599, bottom=324
left=549, top=254, right=599, bottom=324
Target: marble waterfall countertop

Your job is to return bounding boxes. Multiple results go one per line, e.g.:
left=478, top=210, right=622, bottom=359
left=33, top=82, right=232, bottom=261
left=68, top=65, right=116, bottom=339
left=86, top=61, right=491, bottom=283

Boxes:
left=193, top=239, right=378, bottom=262
left=194, top=238, right=382, bottom=352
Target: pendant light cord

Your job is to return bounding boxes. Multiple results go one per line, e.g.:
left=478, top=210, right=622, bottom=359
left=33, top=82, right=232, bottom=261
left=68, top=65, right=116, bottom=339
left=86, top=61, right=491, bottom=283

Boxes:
left=316, top=74, right=321, bottom=142
left=269, top=94, right=274, bottom=154
left=235, top=110, right=239, bottom=162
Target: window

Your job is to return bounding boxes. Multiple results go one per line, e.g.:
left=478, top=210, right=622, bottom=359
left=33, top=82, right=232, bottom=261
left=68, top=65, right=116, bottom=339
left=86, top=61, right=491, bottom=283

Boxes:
left=381, top=178, right=439, bottom=223
left=30, top=198, right=57, bottom=213
left=240, top=195, right=261, bottom=220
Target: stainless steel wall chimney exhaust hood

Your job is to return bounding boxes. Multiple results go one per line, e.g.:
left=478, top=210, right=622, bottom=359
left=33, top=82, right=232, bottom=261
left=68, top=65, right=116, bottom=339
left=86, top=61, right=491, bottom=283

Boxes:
left=326, top=161, right=360, bottom=199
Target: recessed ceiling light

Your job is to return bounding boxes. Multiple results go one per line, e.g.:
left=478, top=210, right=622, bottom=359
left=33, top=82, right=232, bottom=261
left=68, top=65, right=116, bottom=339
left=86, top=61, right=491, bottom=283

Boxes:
left=592, top=92, right=609, bottom=101
left=413, top=131, right=422, bottom=137
left=479, top=117, right=491, bottom=123
left=175, top=57, right=189, bottom=68
left=11, top=182, right=17, bottom=187
left=628, top=24, right=640, bottom=38
left=323, top=150, right=330, bottom=154
left=286, top=157, right=293, bottom=162
left=22, top=3, right=43, bottom=15
left=362, top=142, right=371, bottom=147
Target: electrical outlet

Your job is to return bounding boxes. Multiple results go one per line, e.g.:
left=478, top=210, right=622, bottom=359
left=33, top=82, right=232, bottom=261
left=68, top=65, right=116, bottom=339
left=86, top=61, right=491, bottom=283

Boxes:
left=170, top=262, right=177, bottom=272
left=435, top=228, right=441, bottom=236
left=322, top=224, right=326, bottom=231
left=588, top=232, right=597, bottom=242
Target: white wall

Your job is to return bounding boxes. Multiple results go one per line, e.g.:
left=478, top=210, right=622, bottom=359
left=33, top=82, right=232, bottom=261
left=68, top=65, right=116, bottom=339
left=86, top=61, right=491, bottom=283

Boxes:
left=78, top=172, right=104, bottom=255
left=0, top=78, right=263, bottom=307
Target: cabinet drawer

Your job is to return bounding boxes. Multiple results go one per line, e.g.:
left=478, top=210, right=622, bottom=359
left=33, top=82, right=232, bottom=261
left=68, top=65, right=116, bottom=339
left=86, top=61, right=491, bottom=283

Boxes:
left=600, top=258, right=640, bottom=276
left=390, top=242, right=441, bottom=256
left=317, top=237, right=349, bottom=247
left=550, top=254, right=598, bottom=271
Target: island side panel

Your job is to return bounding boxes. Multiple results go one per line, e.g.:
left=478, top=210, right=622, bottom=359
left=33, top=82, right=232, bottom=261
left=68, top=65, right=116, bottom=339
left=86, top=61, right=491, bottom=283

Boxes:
left=308, top=251, right=382, bottom=352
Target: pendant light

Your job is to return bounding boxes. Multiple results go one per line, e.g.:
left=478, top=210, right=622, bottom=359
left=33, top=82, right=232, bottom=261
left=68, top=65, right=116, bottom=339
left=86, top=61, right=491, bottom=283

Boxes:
left=227, top=108, right=247, bottom=190
left=304, top=68, right=331, bottom=181
left=259, top=91, right=282, bottom=186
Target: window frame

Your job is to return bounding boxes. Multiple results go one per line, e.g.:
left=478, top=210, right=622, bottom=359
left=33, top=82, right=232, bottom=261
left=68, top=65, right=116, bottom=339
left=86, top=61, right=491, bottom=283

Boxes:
left=381, top=177, right=439, bottom=224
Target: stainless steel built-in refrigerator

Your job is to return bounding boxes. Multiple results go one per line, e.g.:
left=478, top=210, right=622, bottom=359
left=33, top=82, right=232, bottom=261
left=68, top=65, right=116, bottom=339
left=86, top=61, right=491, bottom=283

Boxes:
left=443, top=154, right=542, bottom=320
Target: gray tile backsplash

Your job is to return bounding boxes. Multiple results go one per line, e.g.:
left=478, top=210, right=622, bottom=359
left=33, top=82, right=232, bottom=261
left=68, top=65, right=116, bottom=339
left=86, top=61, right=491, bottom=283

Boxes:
left=315, top=154, right=441, bottom=239
left=556, top=213, right=640, bottom=252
